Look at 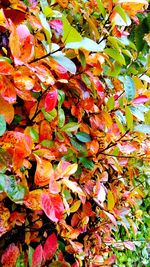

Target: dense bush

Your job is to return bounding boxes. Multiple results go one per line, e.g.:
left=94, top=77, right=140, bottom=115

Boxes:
left=0, top=0, right=149, bottom=266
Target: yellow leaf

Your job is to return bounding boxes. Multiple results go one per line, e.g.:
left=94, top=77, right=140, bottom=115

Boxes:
left=57, top=0, right=68, bottom=8
left=107, top=190, right=115, bottom=210
left=70, top=200, right=81, bottom=213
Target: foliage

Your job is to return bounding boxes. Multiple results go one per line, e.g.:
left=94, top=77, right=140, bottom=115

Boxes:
left=0, top=0, right=149, bottom=266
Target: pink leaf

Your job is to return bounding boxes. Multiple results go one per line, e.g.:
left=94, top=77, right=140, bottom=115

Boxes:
left=49, top=20, right=63, bottom=35
left=124, top=241, right=135, bottom=251
left=44, top=89, right=58, bottom=112
left=132, top=95, right=148, bottom=104
left=41, top=193, right=64, bottom=223
left=31, top=244, right=43, bottom=267
left=43, top=233, right=58, bottom=261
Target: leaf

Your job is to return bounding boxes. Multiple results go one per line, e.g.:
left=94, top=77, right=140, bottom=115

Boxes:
left=62, top=15, right=82, bottom=44
left=38, top=12, right=51, bottom=45
left=134, top=124, right=150, bottom=134
left=31, top=244, right=43, bottom=267
left=123, top=241, right=135, bottom=251
left=103, top=211, right=118, bottom=229
left=40, top=0, right=49, bottom=11
left=16, top=253, right=25, bottom=267
left=43, top=233, right=58, bottom=261
left=104, top=48, right=126, bottom=65
left=75, top=132, right=91, bottom=143
left=125, top=106, right=133, bottom=130
left=23, top=190, right=42, bottom=210
left=65, top=37, right=106, bottom=52
left=79, top=157, right=95, bottom=170
left=0, top=115, right=6, bottom=136
left=58, top=90, right=65, bottom=107
left=1, top=243, right=20, bottom=267
left=49, top=262, right=71, bottom=267
left=45, top=89, right=58, bottom=112
left=42, top=108, right=57, bottom=122
left=34, top=155, right=54, bottom=186
left=51, top=55, right=76, bottom=74
left=5, top=176, right=26, bottom=203
left=70, top=200, right=81, bottom=213
left=41, top=193, right=64, bottom=223
left=0, top=96, right=14, bottom=124
left=129, top=106, right=144, bottom=121
left=132, top=95, right=148, bottom=104
left=28, top=246, right=34, bottom=267
left=0, top=60, right=14, bottom=75
left=118, top=75, right=135, bottom=101
left=107, top=96, right=115, bottom=111
left=107, top=190, right=115, bottom=210
left=58, top=108, right=65, bottom=128
left=62, top=180, right=86, bottom=199
left=61, top=122, right=80, bottom=132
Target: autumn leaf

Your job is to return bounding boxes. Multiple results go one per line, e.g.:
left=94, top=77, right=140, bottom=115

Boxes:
left=34, top=155, right=54, bottom=186
left=44, top=89, right=58, bottom=112
left=43, top=233, right=58, bottom=261
left=23, top=190, right=43, bottom=210
left=1, top=243, right=20, bottom=267
left=31, top=244, right=43, bottom=267
left=0, top=95, right=14, bottom=124
left=41, top=192, right=64, bottom=222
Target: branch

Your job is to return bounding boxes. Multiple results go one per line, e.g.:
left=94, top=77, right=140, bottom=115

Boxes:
left=29, top=47, right=63, bottom=64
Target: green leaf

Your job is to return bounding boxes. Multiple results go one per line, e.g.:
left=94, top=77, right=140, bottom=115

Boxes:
left=79, top=50, right=86, bottom=68
left=144, top=110, right=150, bottom=124
left=58, top=108, right=65, bottom=128
left=79, top=157, right=95, bottom=170
left=75, top=132, right=91, bottom=143
left=107, top=96, right=115, bottom=111
left=51, top=55, right=76, bottom=74
left=118, top=76, right=135, bottom=101
left=6, top=176, right=26, bottom=203
left=134, top=124, right=150, bottom=134
left=104, top=48, right=126, bottom=65
left=0, top=56, right=12, bottom=63
left=41, top=108, right=57, bottom=122
left=62, top=15, right=82, bottom=44
left=115, top=116, right=125, bottom=134
left=38, top=12, right=51, bottom=45
left=0, top=115, right=6, bottom=136
left=16, top=253, right=25, bottom=267
left=28, top=246, right=34, bottom=267
left=125, top=106, right=133, bottom=130
left=61, top=122, right=80, bottom=132
left=96, top=0, right=106, bottom=17
left=41, top=140, right=54, bottom=148
left=58, top=90, right=65, bottom=108
left=28, top=127, right=39, bottom=142
left=0, top=173, right=6, bottom=193
left=70, top=138, right=87, bottom=154
left=65, top=37, right=106, bottom=52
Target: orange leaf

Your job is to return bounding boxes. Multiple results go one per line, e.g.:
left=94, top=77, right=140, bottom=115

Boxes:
left=41, top=193, right=64, bottom=223
left=39, top=120, right=52, bottom=142
left=23, top=190, right=43, bottom=210
left=0, top=203, right=11, bottom=238
left=57, top=0, right=68, bottom=8
left=0, top=96, right=14, bottom=124
left=34, top=155, right=54, bottom=186
left=0, top=61, right=14, bottom=75
left=1, top=243, right=20, bottom=267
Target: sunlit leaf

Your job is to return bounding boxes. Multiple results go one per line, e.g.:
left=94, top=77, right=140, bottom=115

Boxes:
left=51, top=55, right=76, bottom=74
left=62, top=15, right=82, bottom=44
left=75, top=132, right=91, bottom=143
left=41, top=193, right=64, bottom=222
left=118, top=75, right=135, bottom=101
left=61, top=122, right=80, bottom=132
left=34, top=155, right=54, bottom=186
left=134, top=124, right=150, bottom=134
left=107, top=190, right=115, bottom=210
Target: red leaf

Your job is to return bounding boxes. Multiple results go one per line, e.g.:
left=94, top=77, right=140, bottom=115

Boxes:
left=31, top=244, right=43, bottom=267
left=43, top=233, right=58, bottom=261
left=44, top=89, right=58, bottom=112
left=1, top=243, right=20, bottom=267
left=41, top=193, right=64, bottom=223
left=132, top=95, right=148, bottom=104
